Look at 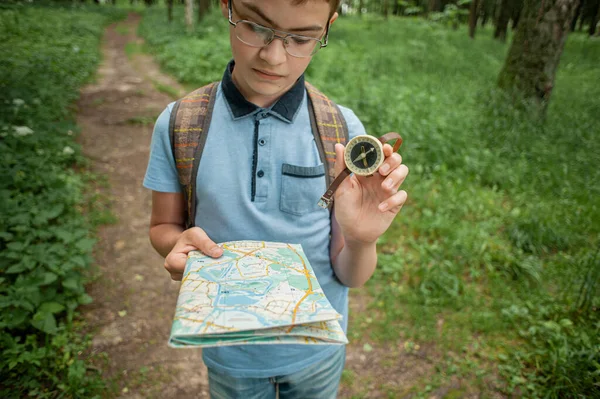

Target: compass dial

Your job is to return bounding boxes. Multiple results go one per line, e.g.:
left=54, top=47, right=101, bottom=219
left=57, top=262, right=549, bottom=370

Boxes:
left=343, top=135, right=384, bottom=176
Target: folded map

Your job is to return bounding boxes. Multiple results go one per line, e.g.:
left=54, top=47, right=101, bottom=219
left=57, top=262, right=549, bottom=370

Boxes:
left=169, top=240, right=348, bottom=348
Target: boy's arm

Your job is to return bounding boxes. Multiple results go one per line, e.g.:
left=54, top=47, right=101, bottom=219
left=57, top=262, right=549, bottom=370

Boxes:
left=149, top=191, right=223, bottom=280
left=330, top=212, right=377, bottom=288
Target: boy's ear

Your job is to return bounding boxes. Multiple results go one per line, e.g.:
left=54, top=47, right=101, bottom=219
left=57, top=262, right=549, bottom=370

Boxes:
left=329, top=11, right=339, bottom=26
left=220, top=0, right=229, bottom=19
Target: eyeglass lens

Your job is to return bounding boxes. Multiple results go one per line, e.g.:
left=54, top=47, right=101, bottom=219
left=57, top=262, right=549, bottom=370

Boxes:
left=234, top=21, right=320, bottom=57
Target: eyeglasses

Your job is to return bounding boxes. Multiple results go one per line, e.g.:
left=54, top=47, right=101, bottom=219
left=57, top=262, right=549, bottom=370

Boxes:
left=228, top=0, right=329, bottom=58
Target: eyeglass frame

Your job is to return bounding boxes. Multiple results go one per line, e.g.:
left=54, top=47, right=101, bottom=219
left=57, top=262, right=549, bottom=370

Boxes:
left=227, top=0, right=330, bottom=58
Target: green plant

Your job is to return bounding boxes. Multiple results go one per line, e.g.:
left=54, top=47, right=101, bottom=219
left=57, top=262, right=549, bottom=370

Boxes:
left=0, top=4, right=125, bottom=396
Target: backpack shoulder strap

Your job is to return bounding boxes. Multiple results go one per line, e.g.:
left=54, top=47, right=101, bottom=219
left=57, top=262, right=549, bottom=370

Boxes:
left=304, top=81, right=349, bottom=187
left=169, top=81, right=219, bottom=229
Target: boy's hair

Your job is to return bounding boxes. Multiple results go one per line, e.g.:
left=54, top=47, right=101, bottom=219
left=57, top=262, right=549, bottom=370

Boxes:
left=292, top=0, right=341, bottom=17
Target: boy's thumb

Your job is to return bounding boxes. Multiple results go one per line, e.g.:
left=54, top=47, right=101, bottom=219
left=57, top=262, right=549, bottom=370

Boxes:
left=187, top=227, right=223, bottom=258
left=333, top=143, right=346, bottom=177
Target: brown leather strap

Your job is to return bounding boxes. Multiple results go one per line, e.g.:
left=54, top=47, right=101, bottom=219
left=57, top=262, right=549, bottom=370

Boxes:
left=317, top=168, right=351, bottom=208
left=317, top=133, right=403, bottom=209
left=378, top=132, right=402, bottom=153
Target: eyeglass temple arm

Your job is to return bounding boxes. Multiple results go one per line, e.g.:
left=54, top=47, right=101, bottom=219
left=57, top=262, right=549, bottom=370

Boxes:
left=322, top=21, right=331, bottom=47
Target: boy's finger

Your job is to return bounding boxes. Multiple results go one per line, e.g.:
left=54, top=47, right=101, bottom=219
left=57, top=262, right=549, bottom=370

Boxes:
left=382, top=143, right=393, bottom=157
left=378, top=153, right=403, bottom=177
left=334, top=143, right=347, bottom=177
left=187, top=227, right=223, bottom=258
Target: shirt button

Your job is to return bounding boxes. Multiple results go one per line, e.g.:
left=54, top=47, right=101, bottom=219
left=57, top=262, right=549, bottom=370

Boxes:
left=257, top=170, right=264, bottom=178
left=259, top=138, right=266, bottom=146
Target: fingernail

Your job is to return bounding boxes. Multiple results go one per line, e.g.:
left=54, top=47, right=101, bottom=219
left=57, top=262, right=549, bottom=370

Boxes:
left=209, top=247, right=221, bottom=257
left=384, top=178, right=393, bottom=188
left=379, top=202, right=388, bottom=211
left=380, top=164, right=389, bottom=174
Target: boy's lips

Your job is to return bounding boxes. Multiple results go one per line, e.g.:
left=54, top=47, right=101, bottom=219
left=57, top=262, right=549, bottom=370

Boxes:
left=254, top=68, right=284, bottom=80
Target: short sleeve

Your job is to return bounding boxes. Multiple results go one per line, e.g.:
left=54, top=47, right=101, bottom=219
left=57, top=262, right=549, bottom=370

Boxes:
left=338, top=105, right=367, bottom=140
left=143, top=102, right=182, bottom=193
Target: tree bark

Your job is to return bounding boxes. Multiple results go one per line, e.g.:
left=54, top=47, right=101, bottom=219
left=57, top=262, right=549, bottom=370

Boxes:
left=197, top=0, right=210, bottom=22
left=382, top=0, right=390, bottom=18
left=167, top=0, right=173, bottom=23
left=469, top=0, right=481, bottom=38
left=494, top=0, right=513, bottom=41
left=185, top=0, right=194, bottom=31
left=589, top=0, right=600, bottom=35
left=571, top=0, right=584, bottom=30
left=497, top=0, right=580, bottom=110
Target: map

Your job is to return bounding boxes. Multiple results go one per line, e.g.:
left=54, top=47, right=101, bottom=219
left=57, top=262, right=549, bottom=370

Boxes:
left=169, top=241, right=348, bottom=348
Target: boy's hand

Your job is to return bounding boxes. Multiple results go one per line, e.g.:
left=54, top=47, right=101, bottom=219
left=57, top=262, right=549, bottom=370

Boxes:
left=164, top=227, right=223, bottom=281
left=332, top=139, right=409, bottom=245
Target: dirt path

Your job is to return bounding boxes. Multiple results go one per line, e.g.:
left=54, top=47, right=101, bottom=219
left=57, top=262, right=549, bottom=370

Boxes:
left=77, top=13, right=208, bottom=398
left=76, top=13, right=441, bottom=399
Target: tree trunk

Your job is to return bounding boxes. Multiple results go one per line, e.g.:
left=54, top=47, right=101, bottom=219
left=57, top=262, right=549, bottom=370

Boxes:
left=469, top=0, right=481, bottom=38
left=494, top=0, right=513, bottom=41
left=428, top=0, right=441, bottom=17
left=358, top=0, right=364, bottom=16
left=589, top=0, right=600, bottom=35
left=185, top=0, right=194, bottom=31
left=197, top=0, right=210, bottom=22
left=571, top=0, right=583, bottom=30
left=167, top=0, right=173, bottom=23
left=511, top=0, right=524, bottom=28
left=497, top=0, right=580, bottom=110
left=382, top=0, right=390, bottom=18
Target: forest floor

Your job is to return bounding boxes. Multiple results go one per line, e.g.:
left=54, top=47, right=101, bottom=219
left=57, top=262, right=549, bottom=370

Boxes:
left=77, top=13, right=455, bottom=398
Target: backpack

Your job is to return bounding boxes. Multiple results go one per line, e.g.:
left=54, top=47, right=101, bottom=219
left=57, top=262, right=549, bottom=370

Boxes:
left=169, top=81, right=349, bottom=229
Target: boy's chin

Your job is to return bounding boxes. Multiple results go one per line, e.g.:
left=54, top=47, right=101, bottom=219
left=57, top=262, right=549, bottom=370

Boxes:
left=249, top=80, right=291, bottom=97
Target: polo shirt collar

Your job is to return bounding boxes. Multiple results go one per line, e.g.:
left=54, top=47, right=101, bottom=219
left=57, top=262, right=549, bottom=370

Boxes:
left=221, top=60, right=304, bottom=123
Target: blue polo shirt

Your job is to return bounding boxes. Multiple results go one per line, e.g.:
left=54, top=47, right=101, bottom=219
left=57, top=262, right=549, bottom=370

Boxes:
left=143, top=62, right=366, bottom=378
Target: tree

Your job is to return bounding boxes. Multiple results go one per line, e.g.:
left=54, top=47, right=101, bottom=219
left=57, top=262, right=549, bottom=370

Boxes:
left=198, top=0, right=211, bottom=21
left=494, top=0, right=513, bottom=41
left=497, top=0, right=580, bottom=110
left=469, top=0, right=481, bottom=37
left=185, top=0, right=194, bottom=31
left=167, top=0, right=174, bottom=23
left=589, top=0, right=600, bottom=35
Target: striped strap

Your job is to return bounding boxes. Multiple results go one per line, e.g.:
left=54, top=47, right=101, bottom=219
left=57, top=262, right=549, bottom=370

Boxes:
left=305, top=81, right=349, bottom=187
left=170, top=82, right=219, bottom=229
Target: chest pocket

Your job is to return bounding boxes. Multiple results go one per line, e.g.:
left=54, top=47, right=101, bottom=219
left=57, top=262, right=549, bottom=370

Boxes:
left=280, top=163, right=327, bottom=216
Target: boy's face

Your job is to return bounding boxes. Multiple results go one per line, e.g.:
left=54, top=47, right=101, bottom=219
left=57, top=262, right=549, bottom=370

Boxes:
left=221, top=0, right=337, bottom=106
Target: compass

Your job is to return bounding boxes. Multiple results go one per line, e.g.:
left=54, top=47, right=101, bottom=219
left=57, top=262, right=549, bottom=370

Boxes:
left=344, top=135, right=384, bottom=176
left=318, top=132, right=403, bottom=209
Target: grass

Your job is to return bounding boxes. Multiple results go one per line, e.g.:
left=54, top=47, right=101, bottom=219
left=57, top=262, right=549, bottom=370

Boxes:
left=138, top=6, right=600, bottom=398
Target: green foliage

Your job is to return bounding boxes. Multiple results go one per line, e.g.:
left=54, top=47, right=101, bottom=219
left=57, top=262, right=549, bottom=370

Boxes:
left=0, top=4, right=125, bottom=397
left=138, top=8, right=600, bottom=397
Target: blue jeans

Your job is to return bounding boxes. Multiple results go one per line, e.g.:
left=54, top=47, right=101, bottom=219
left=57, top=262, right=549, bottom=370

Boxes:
left=208, top=347, right=346, bottom=399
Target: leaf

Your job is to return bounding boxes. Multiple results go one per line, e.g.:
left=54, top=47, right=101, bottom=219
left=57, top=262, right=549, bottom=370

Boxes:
left=62, top=278, right=79, bottom=291
left=75, top=238, right=96, bottom=253
left=6, top=241, right=25, bottom=251
left=5, top=262, right=28, bottom=274
left=40, top=272, right=58, bottom=285
left=78, top=293, right=93, bottom=305
left=363, top=343, right=373, bottom=352
left=39, top=302, right=65, bottom=314
left=31, top=311, right=57, bottom=334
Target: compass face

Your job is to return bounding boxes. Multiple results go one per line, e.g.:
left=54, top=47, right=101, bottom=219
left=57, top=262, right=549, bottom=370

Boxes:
left=344, top=135, right=384, bottom=176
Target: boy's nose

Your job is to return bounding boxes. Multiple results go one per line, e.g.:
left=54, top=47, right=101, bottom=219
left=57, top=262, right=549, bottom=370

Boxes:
left=259, top=36, right=287, bottom=65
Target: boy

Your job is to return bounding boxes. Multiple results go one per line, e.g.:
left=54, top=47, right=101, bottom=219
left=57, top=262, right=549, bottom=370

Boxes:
left=143, top=0, right=409, bottom=397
